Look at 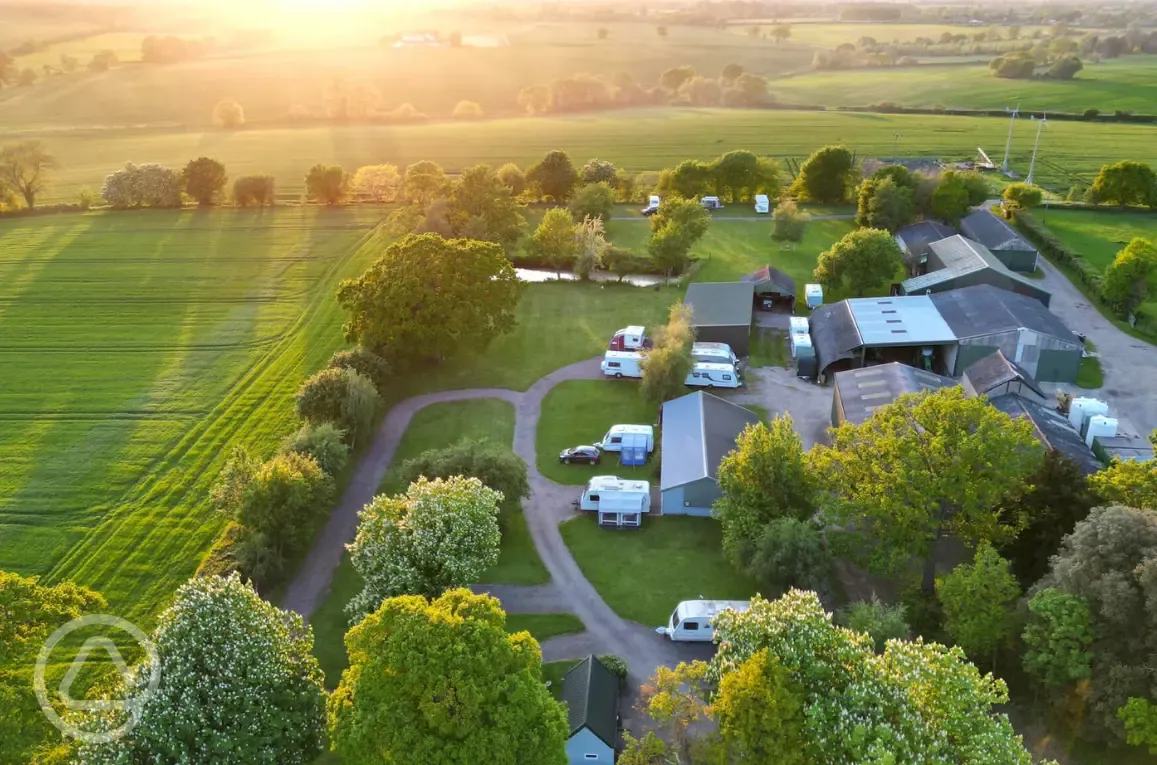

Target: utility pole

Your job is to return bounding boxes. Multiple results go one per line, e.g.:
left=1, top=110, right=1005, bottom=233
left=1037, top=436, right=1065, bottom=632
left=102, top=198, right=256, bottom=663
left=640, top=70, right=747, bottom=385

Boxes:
left=1001, top=104, right=1018, bottom=174
left=892, top=133, right=902, bottom=164
left=1026, top=114, right=1047, bottom=186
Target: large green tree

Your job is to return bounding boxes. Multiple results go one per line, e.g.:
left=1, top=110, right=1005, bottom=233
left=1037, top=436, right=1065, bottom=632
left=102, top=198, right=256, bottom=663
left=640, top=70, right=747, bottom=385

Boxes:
left=0, top=140, right=56, bottom=209
left=789, top=145, right=856, bottom=204
left=337, top=233, right=524, bottom=368
left=746, top=518, right=831, bottom=597
left=930, top=174, right=972, bottom=224
left=295, top=367, right=381, bottom=446
left=647, top=197, right=710, bottom=275
left=936, top=542, right=1021, bottom=666
left=568, top=181, right=615, bottom=222
left=182, top=156, right=227, bottom=206
left=711, top=150, right=779, bottom=203
left=1021, top=588, right=1094, bottom=688
left=857, top=176, right=916, bottom=232
left=771, top=199, right=808, bottom=243
left=809, top=387, right=1043, bottom=592
left=713, top=649, right=806, bottom=763
left=1090, top=447, right=1157, bottom=510
left=235, top=451, right=333, bottom=563
left=526, top=149, right=579, bottom=202
left=446, top=164, right=526, bottom=252
left=812, top=227, right=903, bottom=297
left=711, top=590, right=1053, bottom=763
left=714, top=417, right=815, bottom=565
left=329, top=589, right=568, bottom=765
left=664, top=159, right=715, bottom=199
left=530, top=207, right=579, bottom=275
left=304, top=163, right=349, bottom=205
left=1100, top=238, right=1157, bottom=316
left=640, top=303, right=694, bottom=407
left=402, top=160, right=447, bottom=205
left=1089, top=160, right=1156, bottom=207
left=347, top=477, right=503, bottom=616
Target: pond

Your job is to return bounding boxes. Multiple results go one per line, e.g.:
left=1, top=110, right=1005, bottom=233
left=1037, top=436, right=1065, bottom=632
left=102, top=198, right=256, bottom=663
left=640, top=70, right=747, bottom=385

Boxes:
left=514, top=268, right=675, bottom=287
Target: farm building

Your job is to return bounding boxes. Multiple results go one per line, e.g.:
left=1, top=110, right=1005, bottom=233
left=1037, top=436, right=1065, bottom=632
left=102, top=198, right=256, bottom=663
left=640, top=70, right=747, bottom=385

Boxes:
left=989, top=393, right=1101, bottom=475
left=809, top=295, right=959, bottom=379
left=900, top=235, right=1052, bottom=307
left=562, top=655, right=619, bottom=765
left=742, top=264, right=796, bottom=305
left=961, top=349, right=1046, bottom=400
left=684, top=282, right=754, bottom=356
left=960, top=210, right=1039, bottom=272
left=930, top=285, right=1083, bottom=382
left=659, top=391, right=759, bottom=515
left=831, top=362, right=957, bottom=426
left=894, top=221, right=955, bottom=268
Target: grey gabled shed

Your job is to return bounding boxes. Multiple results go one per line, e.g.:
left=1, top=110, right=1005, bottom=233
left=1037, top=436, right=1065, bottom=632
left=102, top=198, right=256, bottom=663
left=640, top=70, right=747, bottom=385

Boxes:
left=960, top=210, right=1039, bottom=273
left=562, top=655, right=619, bottom=765
left=684, top=282, right=755, bottom=356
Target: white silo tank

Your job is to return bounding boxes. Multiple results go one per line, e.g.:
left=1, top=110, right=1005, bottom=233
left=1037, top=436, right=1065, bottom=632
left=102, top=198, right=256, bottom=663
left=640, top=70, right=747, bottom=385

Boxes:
left=1085, top=415, right=1119, bottom=448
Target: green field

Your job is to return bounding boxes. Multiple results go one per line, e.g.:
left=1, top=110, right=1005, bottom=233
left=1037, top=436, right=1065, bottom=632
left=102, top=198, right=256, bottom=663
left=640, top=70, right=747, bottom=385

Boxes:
left=738, top=22, right=1007, bottom=47
left=770, top=56, right=1157, bottom=113
left=22, top=109, right=1155, bottom=205
left=0, top=207, right=384, bottom=625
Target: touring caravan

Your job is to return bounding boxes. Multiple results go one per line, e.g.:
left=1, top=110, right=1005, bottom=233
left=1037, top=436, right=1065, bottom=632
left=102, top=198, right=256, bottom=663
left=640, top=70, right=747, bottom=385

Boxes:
left=578, top=476, right=651, bottom=528
left=656, top=600, right=751, bottom=642
left=685, top=362, right=742, bottom=389
left=607, top=326, right=649, bottom=351
left=691, top=342, right=741, bottom=369
left=754, top=194, right=770, bottom=214
left=601, top=351, right=643, bottom=379
left=595, top=424, right=654, bottom=454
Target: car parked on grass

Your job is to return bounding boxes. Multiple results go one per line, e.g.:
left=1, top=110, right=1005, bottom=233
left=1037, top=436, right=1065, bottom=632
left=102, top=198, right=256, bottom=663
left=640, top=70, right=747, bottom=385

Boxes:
left=559, top=445, right=601, bottom=464
left=641, top=194, right=661, bottom=216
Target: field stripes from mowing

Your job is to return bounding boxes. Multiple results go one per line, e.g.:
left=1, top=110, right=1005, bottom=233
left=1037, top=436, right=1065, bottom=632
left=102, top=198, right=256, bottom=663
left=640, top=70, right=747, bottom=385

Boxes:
left=0, top=207, right=384, bottom=626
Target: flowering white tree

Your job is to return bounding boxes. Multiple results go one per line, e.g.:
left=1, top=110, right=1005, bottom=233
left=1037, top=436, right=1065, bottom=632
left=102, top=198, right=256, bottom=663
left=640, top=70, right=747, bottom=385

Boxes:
left=100, top=162, right=182, bottom=208
left=347, top=476, right=502, bottom=617
left=352, top=164, right=401, bottom=203
left=74, top=574, right=326, bottom=765
left=710, top=590, right=1057, bottom=764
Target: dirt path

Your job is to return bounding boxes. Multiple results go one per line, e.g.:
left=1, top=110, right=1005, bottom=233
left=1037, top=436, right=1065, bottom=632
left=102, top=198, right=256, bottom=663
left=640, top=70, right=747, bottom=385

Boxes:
left=282, top=357, right=702, bottom=691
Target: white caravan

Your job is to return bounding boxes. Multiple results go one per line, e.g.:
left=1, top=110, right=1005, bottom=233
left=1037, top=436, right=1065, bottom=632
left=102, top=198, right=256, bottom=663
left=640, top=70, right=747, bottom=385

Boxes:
left=601, top=351, right=643, bottom=379
left=754, top=194, right=770, bottom=214
left=608, top=325, right=647, bottom=351
left=691, top=342, right=741, bottom=368
left=578, top=476, right=651, bottom=528
left=595, top=424, right=655, bottom=453
left=685, top=362, right=742, bottom=388
left=656, top=600, right=751, bottom=642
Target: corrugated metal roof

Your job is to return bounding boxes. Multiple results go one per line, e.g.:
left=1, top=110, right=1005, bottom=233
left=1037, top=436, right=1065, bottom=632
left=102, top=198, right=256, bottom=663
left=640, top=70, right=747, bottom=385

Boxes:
left=929, top=285, right=1081, bottom=342
left=685, top=282, right=755, bottom=327
left=833, top=362, right=957, bottom=425
left=848, top=295, right=958, bottom=346
left=809, top=300, right=861, bottom=374
left=988, top=393, right=1101, bottom=475
left=901, top=235, right=1045, bottom=295
left=562, top=655, right=619, bottom=748
left=961, top=210, right=1037, bottom=253
left=660, top=391, right=759, bottom=491
left=742, top=265, right=797, bottom=297
left=895, top=221, right=956, bottom=257
left=962, top=349, right=1046, bottom=398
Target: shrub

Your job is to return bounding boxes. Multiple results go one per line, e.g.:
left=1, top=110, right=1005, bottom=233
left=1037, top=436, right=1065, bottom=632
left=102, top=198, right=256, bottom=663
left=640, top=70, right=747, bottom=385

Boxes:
left=327, top=346, right=391, bottom=393
left=100, top=163, right=182, bottom=208
left=233, top=175, right=275, bottom=207
left=183, top=157, right=228, bottom=206
left=451, top=100, right=484, bottom=119
left=398, top=438, right=530, bottom=503
left=568, top=181, right=615, bottom=222
left=281, top=422, right=350, bottom=477
left=295, top=368, right=381, bottom=446
left=837, top=597, right=910, bottom=652
left=598, top=654, right=628, bottom=687
left=304, top=164, right=349, bottom=205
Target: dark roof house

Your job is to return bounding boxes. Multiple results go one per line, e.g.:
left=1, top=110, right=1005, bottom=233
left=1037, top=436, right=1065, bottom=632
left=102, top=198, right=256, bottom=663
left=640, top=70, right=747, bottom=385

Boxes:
left=742, top=264, right=797, bottom=300
left=989, top=393, right=1102, bottom=475
left=684, top=281, right=755, bottom=355
left=960, top=210, right=1039, bottom=272
left=895, top=221, right=956, bottom=264
left=562, top=655, right=620, bottom=765
left=962, top=349, right=1046, bottom=400
left=901, top=235, right=1052, bottom=307
left=660, top=391, right=760, bottom=516
left=831, top=362, right=957, bottom=426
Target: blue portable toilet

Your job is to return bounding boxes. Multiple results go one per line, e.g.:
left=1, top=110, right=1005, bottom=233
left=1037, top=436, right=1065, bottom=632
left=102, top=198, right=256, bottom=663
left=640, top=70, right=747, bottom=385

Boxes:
left=619, top=433, right=648, bottom=466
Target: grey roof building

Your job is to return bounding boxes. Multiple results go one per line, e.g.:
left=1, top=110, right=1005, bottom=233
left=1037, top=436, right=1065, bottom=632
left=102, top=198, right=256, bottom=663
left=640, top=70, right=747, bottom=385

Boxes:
left=901, top=235, right=1052, bottom=307
left=989, top=393, right=1102, bottom=475
left=831, top=362, right=957, bottom=426
left=660, top=391, right=759, bottom=516
left=930, top=285, right=1083, bottom=382
left=742, top=264, right=797, bottom=302
left=562, top=655, right=619, bottom=765
left=895, top=221, right=956, bottom=266
left=684, top=282, right=755, bottom=356
left=960, top=210, right=1039, bottom=272
left=809, top=295, right=958, bottom=379
left=962, top=349, right=1046, bottom=400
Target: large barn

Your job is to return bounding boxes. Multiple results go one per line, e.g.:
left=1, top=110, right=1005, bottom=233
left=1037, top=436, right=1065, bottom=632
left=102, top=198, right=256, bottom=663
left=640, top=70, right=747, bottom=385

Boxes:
left=960, top=210, right=1039, bottom=273
left=900, top=235, right=1052, bottom=307
left=831, top=363, right=957, bottom=426
left=684, top=282, right=755, bottom=356
left=929, top=285, right=1084, bottom=382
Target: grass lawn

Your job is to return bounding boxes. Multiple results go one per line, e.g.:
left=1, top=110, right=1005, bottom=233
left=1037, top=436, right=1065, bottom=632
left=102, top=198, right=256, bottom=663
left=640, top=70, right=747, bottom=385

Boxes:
left=542, top=659, right=580, bottom=701
left=0, top=207, right=383, bottom=625
left=749, top=328, right=791, bottom=368
left=1076, top=340, right=1104, bottom=390
left=536, top=380, right=657, bottom=486
left=506, top=613, right=585, bottom=642
left=560, top=514, right=758, bottom=626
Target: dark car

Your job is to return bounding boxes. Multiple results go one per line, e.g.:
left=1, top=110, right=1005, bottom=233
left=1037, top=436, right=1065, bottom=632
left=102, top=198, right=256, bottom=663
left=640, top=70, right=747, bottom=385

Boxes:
left=559, top=445, right=601, bottom=464
left=641, top=205, right=659, bottom=217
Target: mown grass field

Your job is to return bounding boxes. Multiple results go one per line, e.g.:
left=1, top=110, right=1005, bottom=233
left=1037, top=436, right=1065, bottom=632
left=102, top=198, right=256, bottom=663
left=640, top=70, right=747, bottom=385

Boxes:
left=0, top=206, right=386, bottom=626
left=24, top=108, right=1154, bottom=205
left=770, top=56, right=1157, bottom=114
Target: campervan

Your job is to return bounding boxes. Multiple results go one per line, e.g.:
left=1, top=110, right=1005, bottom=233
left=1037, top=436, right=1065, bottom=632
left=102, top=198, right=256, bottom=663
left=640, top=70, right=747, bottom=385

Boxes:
left=607, top=326, right=649, bottom=351
left=691, top=342, right=741, bottom=369
left=685, top=362, right=742, bottom=388
left=754, top=194, right=770, bottom=214
left=656, top=600, right=751, bottom=642
left=601, top=351, right=643, bottom=379
left=595, top=424, right=655, bottom=453
left=578, top=476, right=651, bottom=528
left=700, top=196, right=723, bottom=210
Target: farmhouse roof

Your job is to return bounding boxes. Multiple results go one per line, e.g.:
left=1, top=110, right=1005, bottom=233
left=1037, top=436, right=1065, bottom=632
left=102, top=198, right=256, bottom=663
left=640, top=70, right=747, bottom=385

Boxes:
left=660, top=391, right=759, bottom=491
left=989, top=393, right=1102, bottom=475
left=960, top=210, right=1038, bottom=253
left=684, top=282, right=755, bottom=327
left=742, top=265, right=797, bottom=297
left=962, top=349, right=1046, bottom=399
left=833, top=363, right=957, bottom=425
left=928, top=285, right=1080, bottom=342
left=562, top=655, right=619, bottom=748
left=902, top=235, right=1045, bottom=295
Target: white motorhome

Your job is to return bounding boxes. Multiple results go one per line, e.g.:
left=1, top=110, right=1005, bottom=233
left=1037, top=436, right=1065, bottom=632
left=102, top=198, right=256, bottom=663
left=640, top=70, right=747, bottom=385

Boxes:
left=578, top=476, right=651, bottom=528
left=685, top=362, right=742, bottom=388
left=700, top=196, right=723, bottom=209
left=608, top=325, right=647, bottom=351
left=595, top=424, right=655, bottom=453
left=601, top=351, right=643, bottom=379
left=691, top=342, right=741, bottom=369
left=656, top=600, right=751, bottom=642
left=754, top=194, right=770, bottom=214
